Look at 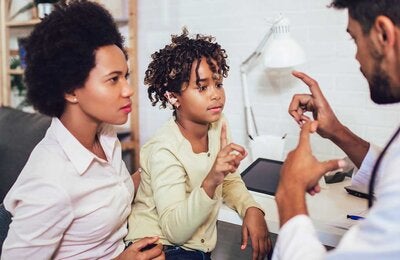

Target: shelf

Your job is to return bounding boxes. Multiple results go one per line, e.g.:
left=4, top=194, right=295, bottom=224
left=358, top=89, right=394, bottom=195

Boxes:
left=9, top=68, right=24, bottom=75
left=6, top=19, right=41, bottom=28
left=115, top=17, right=129, bottom=25
left=6, top=17, right=126, bottom=27
left=1, top=0, right=140, bottom=170
left=121, top=140, right=135, bottom=151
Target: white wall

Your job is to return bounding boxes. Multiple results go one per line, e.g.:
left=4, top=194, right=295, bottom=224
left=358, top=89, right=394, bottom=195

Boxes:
left=8, top=0, right=399, bottom=161
left=136, top=0, right=400, bottom=162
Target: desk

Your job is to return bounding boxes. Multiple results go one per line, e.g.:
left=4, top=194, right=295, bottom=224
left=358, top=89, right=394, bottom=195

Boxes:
left=218, top=179, right=367, bottom=247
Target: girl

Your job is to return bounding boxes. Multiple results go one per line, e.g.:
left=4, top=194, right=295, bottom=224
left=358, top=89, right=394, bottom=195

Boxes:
left=126, top=29, right=271, bottom=260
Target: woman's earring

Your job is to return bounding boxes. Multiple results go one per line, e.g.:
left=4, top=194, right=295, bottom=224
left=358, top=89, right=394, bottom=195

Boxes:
left=73, top=97, right=78, bottom=103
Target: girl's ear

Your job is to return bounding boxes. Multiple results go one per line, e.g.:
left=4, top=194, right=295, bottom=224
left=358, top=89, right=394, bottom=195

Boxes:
left=65, top=92, right=78, bottom=104
left=164, top=91, right=180, bottom=109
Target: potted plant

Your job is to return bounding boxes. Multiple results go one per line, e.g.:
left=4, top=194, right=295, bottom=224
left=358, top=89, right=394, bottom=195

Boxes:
left=10, top=57, right=28, bottom=108
left=9, top=0, right=60, bottom=21
left=34, top=0, right=60, bottom=18
left=10, top=57, right=25, bottom=96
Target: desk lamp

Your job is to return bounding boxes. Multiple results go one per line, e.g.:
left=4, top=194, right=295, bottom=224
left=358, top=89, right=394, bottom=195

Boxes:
left=240, top=15, right=306, bottom=161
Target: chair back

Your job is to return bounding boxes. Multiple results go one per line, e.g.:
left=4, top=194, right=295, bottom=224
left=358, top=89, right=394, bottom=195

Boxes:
left=0, top=106, right=51, bottom=201
left=0, top=203, right=12, bottom=255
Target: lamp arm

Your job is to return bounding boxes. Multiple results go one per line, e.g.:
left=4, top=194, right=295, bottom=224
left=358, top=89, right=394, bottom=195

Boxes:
left=239, top=16, right=283, bottom=73
left=240, top=29, right=273, bottom=139
left=240, top=29, right=272, bottom=73
left=240, top=71, right=258, bottom=139
left=239, top=16, right=284, bottom=140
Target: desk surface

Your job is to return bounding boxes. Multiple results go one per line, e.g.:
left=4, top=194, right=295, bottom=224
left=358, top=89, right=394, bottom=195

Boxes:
left=218, top=178, right=367, bottom=247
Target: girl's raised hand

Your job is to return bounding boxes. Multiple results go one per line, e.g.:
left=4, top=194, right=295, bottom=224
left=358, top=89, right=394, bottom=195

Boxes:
left=202, top=123, right=247, bottom=198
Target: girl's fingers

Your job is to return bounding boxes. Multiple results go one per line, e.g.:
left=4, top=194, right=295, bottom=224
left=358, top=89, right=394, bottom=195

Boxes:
left=220, top=122, right=228, bottom=150
left=220, top=142, right=246, bottom=157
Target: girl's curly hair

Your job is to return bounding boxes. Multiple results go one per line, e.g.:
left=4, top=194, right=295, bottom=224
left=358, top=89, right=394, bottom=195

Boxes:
left=25, top=0, right=126, bottom=117
left=144, top=28, right=229, bottom=109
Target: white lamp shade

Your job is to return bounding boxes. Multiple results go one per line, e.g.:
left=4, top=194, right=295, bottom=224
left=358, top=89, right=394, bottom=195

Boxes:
left=263, top=18, right=306, bottom=68
left=239, top=15, right=306, bottom=141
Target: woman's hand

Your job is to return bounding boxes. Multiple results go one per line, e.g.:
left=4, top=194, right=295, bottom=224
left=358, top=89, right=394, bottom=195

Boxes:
left=116, top=237, right=165, bottom=260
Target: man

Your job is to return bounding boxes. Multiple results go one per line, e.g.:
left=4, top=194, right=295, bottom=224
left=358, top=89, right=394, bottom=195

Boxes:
left=273, top=0, right=400, bottom=259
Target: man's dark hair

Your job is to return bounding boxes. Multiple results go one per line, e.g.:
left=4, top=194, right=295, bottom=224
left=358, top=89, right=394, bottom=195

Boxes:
left=25, top=0, right=127, bottom=117
left=144, top=28, right=229, bottom=110
left=330, top=0, right=400, bottom=33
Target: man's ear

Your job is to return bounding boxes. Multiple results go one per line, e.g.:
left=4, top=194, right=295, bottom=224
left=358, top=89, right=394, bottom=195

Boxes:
left=65, top=92, right=78, bottom=104
left=373, top=15, right=396, bottom=50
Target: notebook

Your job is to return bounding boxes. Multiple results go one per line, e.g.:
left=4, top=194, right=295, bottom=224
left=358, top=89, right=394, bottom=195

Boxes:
left=241, top=158, right=283, bottom=196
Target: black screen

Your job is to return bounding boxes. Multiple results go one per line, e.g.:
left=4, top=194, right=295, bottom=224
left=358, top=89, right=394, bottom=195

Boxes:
left=241, top=158, right=283, bottom=196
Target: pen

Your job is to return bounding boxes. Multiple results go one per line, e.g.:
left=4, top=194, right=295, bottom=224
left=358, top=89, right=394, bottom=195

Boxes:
left=346, top=214, right=365, bottom=220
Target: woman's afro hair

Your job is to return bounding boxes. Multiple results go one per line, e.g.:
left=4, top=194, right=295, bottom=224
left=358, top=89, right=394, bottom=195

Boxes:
left=25, top=0, right=126, bottom=117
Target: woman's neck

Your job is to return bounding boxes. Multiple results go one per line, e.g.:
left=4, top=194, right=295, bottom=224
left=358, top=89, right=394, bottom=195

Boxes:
left=60, top=108, right=107, bottom=160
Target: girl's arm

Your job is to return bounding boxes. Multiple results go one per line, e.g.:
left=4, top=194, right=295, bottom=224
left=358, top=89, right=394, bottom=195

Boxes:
left=148, top=148, right=217, bottom=245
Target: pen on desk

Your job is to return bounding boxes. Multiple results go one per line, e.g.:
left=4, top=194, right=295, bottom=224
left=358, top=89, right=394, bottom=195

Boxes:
left=347, top=214, right=365, bottom=220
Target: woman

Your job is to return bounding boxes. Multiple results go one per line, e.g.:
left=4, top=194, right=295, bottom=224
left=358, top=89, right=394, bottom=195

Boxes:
left=2, top=1, right=163, bottom=259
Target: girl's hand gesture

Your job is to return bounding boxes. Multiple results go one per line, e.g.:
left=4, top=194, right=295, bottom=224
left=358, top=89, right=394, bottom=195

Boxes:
left=202, top=123, right=247, bottom=198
